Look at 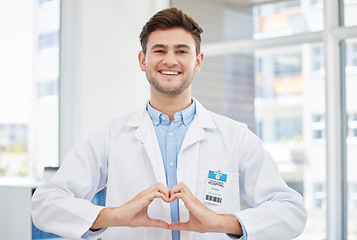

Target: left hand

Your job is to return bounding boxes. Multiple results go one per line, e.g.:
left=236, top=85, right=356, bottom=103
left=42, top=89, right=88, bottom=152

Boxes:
left=168, top=182, right=243, bottom=236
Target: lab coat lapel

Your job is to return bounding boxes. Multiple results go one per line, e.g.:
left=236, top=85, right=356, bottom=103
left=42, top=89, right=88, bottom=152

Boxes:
left=180, top=117, right=207, bottom=152
left=180, top=100, right=216, bottom=152
left=131, top=109, right=167, bottom=186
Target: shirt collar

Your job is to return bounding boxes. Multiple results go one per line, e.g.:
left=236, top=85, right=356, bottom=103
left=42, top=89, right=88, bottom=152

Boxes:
left=147, top=103, right=164, bottom=126
left=180, top=100, right=196, bottom=125
left=147, top=99, right=196, bottom=126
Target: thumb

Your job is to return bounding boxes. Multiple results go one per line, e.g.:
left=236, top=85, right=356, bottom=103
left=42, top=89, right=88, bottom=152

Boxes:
left=146, top=218, right=170, bottom=229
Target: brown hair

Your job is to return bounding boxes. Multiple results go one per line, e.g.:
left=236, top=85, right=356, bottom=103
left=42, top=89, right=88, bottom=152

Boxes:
left=139, top=7, right=203, bottom=55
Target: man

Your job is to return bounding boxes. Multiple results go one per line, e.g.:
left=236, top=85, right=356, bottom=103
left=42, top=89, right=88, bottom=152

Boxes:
left=31, top=7, right=307, bottom=240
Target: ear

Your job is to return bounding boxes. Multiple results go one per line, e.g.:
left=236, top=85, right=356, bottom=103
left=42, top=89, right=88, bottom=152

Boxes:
left=138, top=51, right=146, bottom=72
left=194, top=52, right=204, bottom=72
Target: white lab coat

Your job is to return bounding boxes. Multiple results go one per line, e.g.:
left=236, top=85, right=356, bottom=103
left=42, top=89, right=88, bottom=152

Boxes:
left=31, top=100, right=307, bottom=240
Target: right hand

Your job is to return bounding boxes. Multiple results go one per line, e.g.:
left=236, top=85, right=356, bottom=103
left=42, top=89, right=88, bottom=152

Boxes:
left=90, top=182, right=170, bottom=230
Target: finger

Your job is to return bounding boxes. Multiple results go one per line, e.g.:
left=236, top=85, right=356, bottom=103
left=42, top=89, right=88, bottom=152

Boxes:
left=133, top=192, right=168, bottom=210
left=170, top=182, right=183, bottom=194
left=146, top=218, right=169, bottom=229
left=143, top=183, right=170, bottom=201
left=153, top=191, right=170, bottom=203
left=169, top=187, right=194, bottom=203
left=147, top=182, right=168, bottom=193
left=152, top=182, right=170, bottom=199
left=171, top=182, right=192, bottom=196
left=169, top=192, right=183, bottom=203
left=157, top=186, right=170, bottom=200
left=169, top=184, right=183, bottom=200
left=142, top=190, right=169, bottom=205
left=169, top=222, right=190, bottom=231
left=177, top=182, right=188, bottom=188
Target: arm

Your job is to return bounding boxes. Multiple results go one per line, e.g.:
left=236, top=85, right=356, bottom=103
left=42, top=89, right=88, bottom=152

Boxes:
left=235, top=128, right=307, bottom=239
left=31, top=125, right=110, bottom=239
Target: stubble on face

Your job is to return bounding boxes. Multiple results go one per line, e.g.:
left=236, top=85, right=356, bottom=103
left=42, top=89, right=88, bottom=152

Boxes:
left=145, top=71, right=194, bottom=96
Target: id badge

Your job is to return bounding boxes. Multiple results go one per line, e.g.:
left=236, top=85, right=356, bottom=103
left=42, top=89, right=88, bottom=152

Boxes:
left=205, top=170, right=227, bottom=205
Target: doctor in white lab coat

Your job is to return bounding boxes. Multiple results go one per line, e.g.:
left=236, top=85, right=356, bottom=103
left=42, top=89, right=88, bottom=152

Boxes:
left=31, top=7, right=307, bottom=240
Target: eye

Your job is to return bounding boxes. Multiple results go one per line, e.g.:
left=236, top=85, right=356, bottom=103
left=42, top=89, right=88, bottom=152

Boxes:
left=177, top=50, right=187, bottom=54
left=154, top=50, right=165, bottom=54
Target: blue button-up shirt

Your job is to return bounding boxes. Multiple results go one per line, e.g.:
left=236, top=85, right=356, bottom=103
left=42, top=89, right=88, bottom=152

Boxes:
left=147, top=100, right=196, bottom=240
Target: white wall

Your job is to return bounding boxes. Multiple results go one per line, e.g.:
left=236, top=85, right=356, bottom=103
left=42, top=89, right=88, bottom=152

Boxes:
left=60, top=0, right=169, bottom=161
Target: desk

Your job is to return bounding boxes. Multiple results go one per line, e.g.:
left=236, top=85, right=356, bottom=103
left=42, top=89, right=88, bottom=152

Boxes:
left=0, top=178, right=63, bottom=240
left=0, top=178, right=105, bottom=240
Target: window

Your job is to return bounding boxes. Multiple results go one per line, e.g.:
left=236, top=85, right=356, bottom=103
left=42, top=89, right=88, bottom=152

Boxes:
left=287, top=181, right=304, bottom=196
left=348, top=114, right=357, bottom=138
left=311, top=45, right=323, bottom=71
left=254, top=0, right=323, bottom=39
left=274, top=53, right=302, bottom=77
left=346, top=37, right=357, bottom=239
left=40, top=0, right=57, bottom=5
left=313, top=183, right=326, bottom=208
left=38, top=32, right=59, bottom=50
left=312, top=114, right=325, bottom=140
left=348, top=184, right=357, bottom=210
left=0, top=124, right=27, bottom=151
left=37, top=80, right=58, bottom=98
left=310, top=0, right=322, bottom=5
left=0, top=1, right=60, bottom=178
left=256, top=121, right=264, bottom=140
left=346, top=41, right=357, bottom=67
left=275, top=118, right=302, bottom=142
left=344, top=0, right=357, bottom=26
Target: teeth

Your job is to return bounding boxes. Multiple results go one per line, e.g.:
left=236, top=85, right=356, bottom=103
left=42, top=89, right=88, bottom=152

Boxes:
left=161, top=71, right=179, bottom=75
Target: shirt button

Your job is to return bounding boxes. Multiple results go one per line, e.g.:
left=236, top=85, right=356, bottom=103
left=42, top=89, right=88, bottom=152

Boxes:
left=184, top=120, right=188, bottom=124
left=162, top=116, right=166, bottom=120
left=168, top=132, right=173, bottom=137
left=155, top=121, right=159, bottom=125
left=169, top=162, right=174, bottom=167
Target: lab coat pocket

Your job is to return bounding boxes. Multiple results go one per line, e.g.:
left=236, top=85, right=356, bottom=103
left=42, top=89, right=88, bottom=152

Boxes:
left=196, top=172, right=240, bottom=214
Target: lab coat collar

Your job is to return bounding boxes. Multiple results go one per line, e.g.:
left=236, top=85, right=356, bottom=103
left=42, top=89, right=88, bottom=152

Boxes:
left=146, top=100, right=196, bottom=126
left=126, top=98, right=217, bottom=130
left=128, top=108, right=166, bottom=180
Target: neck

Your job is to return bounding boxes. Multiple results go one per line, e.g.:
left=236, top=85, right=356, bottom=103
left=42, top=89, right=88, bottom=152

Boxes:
left=149, top=89, right=192, bottom=122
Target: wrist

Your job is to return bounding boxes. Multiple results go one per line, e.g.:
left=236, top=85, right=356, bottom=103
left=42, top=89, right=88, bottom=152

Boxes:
left=91, top=207, right=117, bottom=230
left=217, top=214, right=243, bottom=236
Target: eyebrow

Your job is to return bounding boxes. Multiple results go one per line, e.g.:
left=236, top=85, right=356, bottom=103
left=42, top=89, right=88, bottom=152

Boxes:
left=176, top=44, right=191, bottom=50
left=151, top=44, right=192, bottom=50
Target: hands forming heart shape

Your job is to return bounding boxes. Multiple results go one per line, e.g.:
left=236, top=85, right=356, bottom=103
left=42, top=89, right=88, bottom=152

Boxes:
left=103, top=182, right=241, bottom=236
left=118, top=182, right=210, bottom=232
left=91, top=182, right=241, bottom=236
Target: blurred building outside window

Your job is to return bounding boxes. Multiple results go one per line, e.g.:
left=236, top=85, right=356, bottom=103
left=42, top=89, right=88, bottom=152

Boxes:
left=0, top=0, right=60, bottom=179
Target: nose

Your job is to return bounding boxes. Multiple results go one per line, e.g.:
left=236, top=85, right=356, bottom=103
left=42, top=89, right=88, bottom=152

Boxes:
left=162, top=51, right=178, bottom=67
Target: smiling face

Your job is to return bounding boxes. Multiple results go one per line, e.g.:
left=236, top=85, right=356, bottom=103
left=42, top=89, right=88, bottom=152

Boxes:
left=138, top=27, right=204, bottom=99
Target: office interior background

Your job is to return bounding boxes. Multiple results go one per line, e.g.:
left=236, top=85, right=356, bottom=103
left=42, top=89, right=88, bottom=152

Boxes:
left=0, top=0, right=356, bottom=239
